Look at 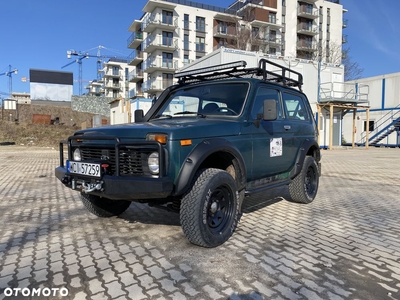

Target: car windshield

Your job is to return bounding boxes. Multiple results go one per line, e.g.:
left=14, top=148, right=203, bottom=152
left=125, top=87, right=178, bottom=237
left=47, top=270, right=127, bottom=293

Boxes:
left=152, top=82, right=249, bottom=119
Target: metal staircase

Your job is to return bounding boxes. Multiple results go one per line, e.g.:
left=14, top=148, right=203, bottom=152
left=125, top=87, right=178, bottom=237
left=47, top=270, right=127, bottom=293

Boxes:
left=358, top=105, right=400, bottom=147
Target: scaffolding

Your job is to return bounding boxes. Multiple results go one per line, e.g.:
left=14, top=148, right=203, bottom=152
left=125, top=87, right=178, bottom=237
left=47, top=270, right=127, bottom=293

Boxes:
left=317, top=82, right=370, bottom=150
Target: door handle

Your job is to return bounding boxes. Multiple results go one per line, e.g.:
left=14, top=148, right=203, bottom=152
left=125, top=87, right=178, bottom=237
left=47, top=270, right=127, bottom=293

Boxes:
left=284, top=125, right=291, bottom=130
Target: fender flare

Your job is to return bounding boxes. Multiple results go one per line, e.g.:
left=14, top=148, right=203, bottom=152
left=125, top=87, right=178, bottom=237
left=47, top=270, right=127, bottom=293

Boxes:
left=290, top=138, right=320, bottom=179
left=173, top=138, right=247, bottom=196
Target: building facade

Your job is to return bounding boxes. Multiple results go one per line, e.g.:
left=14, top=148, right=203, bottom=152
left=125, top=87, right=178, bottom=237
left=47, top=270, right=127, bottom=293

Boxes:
left=126, top=0, right=347, bottom=98
left=85, top=58, right=134, bottom=100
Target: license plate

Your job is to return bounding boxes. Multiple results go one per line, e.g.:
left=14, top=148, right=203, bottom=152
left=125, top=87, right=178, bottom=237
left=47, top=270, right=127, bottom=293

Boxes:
left=67, top=161, right=101, bottom=178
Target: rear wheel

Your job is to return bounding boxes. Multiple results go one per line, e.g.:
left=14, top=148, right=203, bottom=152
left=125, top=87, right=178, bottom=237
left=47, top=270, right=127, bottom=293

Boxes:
left=289, top=156, right=319, bottom=204
left=180, top=168, right=239, bottom=248
left=80, top=192, right=131, bottom=217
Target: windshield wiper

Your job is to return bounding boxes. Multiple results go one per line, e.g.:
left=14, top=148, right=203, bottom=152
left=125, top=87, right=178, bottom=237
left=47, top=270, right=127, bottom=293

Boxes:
left=153, top=114, right=172, bottom=119
left=174, top=111, right=206, bottom=118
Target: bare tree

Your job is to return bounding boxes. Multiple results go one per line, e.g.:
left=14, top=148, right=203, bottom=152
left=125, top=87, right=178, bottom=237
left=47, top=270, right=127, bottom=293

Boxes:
left=341, top=47, right=363, bottom=81
left=298, top=40, right=363, bottom=81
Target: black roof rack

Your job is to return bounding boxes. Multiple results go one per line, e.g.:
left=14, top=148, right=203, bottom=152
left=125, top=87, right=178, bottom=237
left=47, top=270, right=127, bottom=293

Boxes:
left=175, top=59, right=303, bottom=91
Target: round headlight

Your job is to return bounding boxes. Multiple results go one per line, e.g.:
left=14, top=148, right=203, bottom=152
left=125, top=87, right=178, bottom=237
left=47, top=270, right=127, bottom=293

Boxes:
left=148, top=152, right=159, bottom=175
left=73, top=148, right=82, bottom=161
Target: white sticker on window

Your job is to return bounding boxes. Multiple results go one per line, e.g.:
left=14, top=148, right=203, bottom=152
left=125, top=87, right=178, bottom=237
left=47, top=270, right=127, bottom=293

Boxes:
left=270, top=138, right=283, bottom=157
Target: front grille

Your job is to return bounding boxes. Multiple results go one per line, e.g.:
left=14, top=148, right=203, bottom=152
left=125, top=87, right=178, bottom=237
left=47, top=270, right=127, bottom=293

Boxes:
left=80, top=147, right=148, bottom=176
left=119, top=148, right=145, bottom=175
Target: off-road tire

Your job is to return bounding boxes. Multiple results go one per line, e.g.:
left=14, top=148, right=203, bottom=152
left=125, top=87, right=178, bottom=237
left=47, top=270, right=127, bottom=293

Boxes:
left=80, top=192, right=131, bottom=217
left=289, top=156, right=319, bottom=204
left=180, top=168, right=239, bottom=248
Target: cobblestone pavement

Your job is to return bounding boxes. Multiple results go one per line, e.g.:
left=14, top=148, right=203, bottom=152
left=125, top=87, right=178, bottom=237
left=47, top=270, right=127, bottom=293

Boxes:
left=0, top=146, right=399, bottom=300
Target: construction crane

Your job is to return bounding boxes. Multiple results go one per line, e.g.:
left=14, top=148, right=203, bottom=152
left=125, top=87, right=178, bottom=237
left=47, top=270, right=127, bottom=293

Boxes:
left=0, top=65, right=18, bottom=97
left=61, top=45, right=128, bottom=95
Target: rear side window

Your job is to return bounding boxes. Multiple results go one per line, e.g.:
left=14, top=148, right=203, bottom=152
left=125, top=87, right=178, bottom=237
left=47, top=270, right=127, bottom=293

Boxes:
left=282, top=92, right=309, bottom=121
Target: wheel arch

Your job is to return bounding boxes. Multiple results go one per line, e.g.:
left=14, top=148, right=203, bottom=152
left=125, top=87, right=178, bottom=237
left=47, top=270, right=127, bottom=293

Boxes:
left=290, top=138, right=321, bottom=179
left=173, top=138, right=247, bottom=196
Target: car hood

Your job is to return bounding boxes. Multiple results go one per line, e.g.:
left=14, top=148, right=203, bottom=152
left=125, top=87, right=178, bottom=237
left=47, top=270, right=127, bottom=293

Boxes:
left=75, top=117, right=242, bottom=141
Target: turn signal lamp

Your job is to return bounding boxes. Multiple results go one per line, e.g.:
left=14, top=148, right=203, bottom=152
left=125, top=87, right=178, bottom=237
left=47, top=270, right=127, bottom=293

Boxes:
left=146, top=133, right=167, bottom=145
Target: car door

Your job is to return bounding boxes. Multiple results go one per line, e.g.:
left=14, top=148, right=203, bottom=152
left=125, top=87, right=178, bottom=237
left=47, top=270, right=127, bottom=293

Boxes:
left=251, top=86, right=297, bottom=180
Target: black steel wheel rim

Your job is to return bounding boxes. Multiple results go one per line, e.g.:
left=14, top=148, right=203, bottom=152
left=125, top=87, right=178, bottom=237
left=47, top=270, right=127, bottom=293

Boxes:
left=305, top=165, right=317, bottom=196
left=206, top=185, right=234, bottom=233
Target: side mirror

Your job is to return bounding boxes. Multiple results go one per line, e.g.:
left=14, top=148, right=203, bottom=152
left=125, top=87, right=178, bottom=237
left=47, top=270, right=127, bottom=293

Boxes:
left=134, top=109, right=144, bottom=123
left=263, top=99, right=277, bottom=121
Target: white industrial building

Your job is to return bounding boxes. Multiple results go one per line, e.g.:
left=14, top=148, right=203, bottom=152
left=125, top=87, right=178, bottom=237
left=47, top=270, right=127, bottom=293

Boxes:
left=342, top=73, right=400, bottom=147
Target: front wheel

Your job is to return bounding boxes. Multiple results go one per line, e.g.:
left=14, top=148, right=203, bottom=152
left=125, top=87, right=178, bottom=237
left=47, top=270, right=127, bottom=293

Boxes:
left=180, top=168, right=240, bottom=248
left=80, top=193, right=131, bottom=217
left=289, top=156, right=319, bottom=204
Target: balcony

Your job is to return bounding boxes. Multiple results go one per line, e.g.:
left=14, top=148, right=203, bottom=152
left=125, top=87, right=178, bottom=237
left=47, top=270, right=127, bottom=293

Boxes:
left=142, top=13, right=178, bottom=33
left=127, top=31, right=143, bottom=49
left=297, top=23, right=318, bottom=36
left=143, top=79, right=174, bottom=93
left=213, top=25, right=237, bottom=38
left=250, top=17, right=282, bottom=28
left=128, top=50, right=144, bottom=66
left=143, top=35, right=178, bottom=52
left=103, top=70, right=122, bottom=78
left=143, top=0, right=177, bottom=13
left=143, top=56, right=179, bottom=73
left=342, top=34, right=348, bottom=44
left=128, top=69, right=144, bottom=83
left=129, top=87, right=144, bottom=98
left=343, top=18, right=348, bottom=28
left=299, top=0, right=318, bottom=3
left=297, top=7, right=319, bottom=19
left=296, top=40, right=317, bottom=51
left=104, top=82, right=122, bottom=90
left=264, top=35, right=283, bottom=46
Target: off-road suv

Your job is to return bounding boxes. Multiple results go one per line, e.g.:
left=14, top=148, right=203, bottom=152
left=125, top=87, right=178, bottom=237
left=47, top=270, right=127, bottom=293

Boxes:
left=55, top=59, right=321, bottom=248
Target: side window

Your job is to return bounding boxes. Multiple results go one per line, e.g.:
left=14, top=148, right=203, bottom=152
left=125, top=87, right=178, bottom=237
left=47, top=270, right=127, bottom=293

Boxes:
left=251, top=87, right=281, bottom=120
left=282, top=92, right=309, bottom=121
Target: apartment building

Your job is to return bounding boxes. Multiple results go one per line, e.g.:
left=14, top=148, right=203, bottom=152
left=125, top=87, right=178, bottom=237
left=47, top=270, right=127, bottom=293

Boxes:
left=127, top=0, right=347, bottom=98
left=85, top=58, right=134, bottom=100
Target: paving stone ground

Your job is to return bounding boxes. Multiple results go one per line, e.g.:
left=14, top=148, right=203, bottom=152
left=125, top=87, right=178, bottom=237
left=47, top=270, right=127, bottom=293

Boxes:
left=0, top=146, right=399, bottom=300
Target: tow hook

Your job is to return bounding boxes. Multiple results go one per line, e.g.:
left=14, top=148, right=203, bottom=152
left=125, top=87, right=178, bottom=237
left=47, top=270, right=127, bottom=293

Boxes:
left=82, top=181, right=103, bottom=193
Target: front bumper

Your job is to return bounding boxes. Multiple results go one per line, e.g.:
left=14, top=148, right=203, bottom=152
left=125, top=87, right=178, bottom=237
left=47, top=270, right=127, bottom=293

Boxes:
left=56, top=135, right=173, bottom=200
left=55, top=166, right=173, bottom=200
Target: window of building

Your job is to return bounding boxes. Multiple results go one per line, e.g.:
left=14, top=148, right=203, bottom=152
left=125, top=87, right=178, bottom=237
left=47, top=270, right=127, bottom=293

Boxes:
left=184, top=34, right=189, bottom=50
left=184, top=14, right=189, bottom=30
left=196, top=16, right=205, bottom=32
left=269, top=30, right=277, bottom=41
left=364, top=120, right=375, bottom=132
left=282, top=0, right=285, bottom=7
left=162, top=52, right=173, bottom=68
left=252, top=26, right=259, bottom=38
left=196, top=36, right=205, bottom=52
left=269, top=13, right=277, bottom=24
left=162, top=10, right=173, bottom=25
left=162, top=73, right=173, bottom=89
left=162, top=31, right=173, bottom=46
left=183, top=54, right=190, bottom=66
left=218, top=21, right=227, bottom=34
left=269, top=47, right=276, bottom=55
